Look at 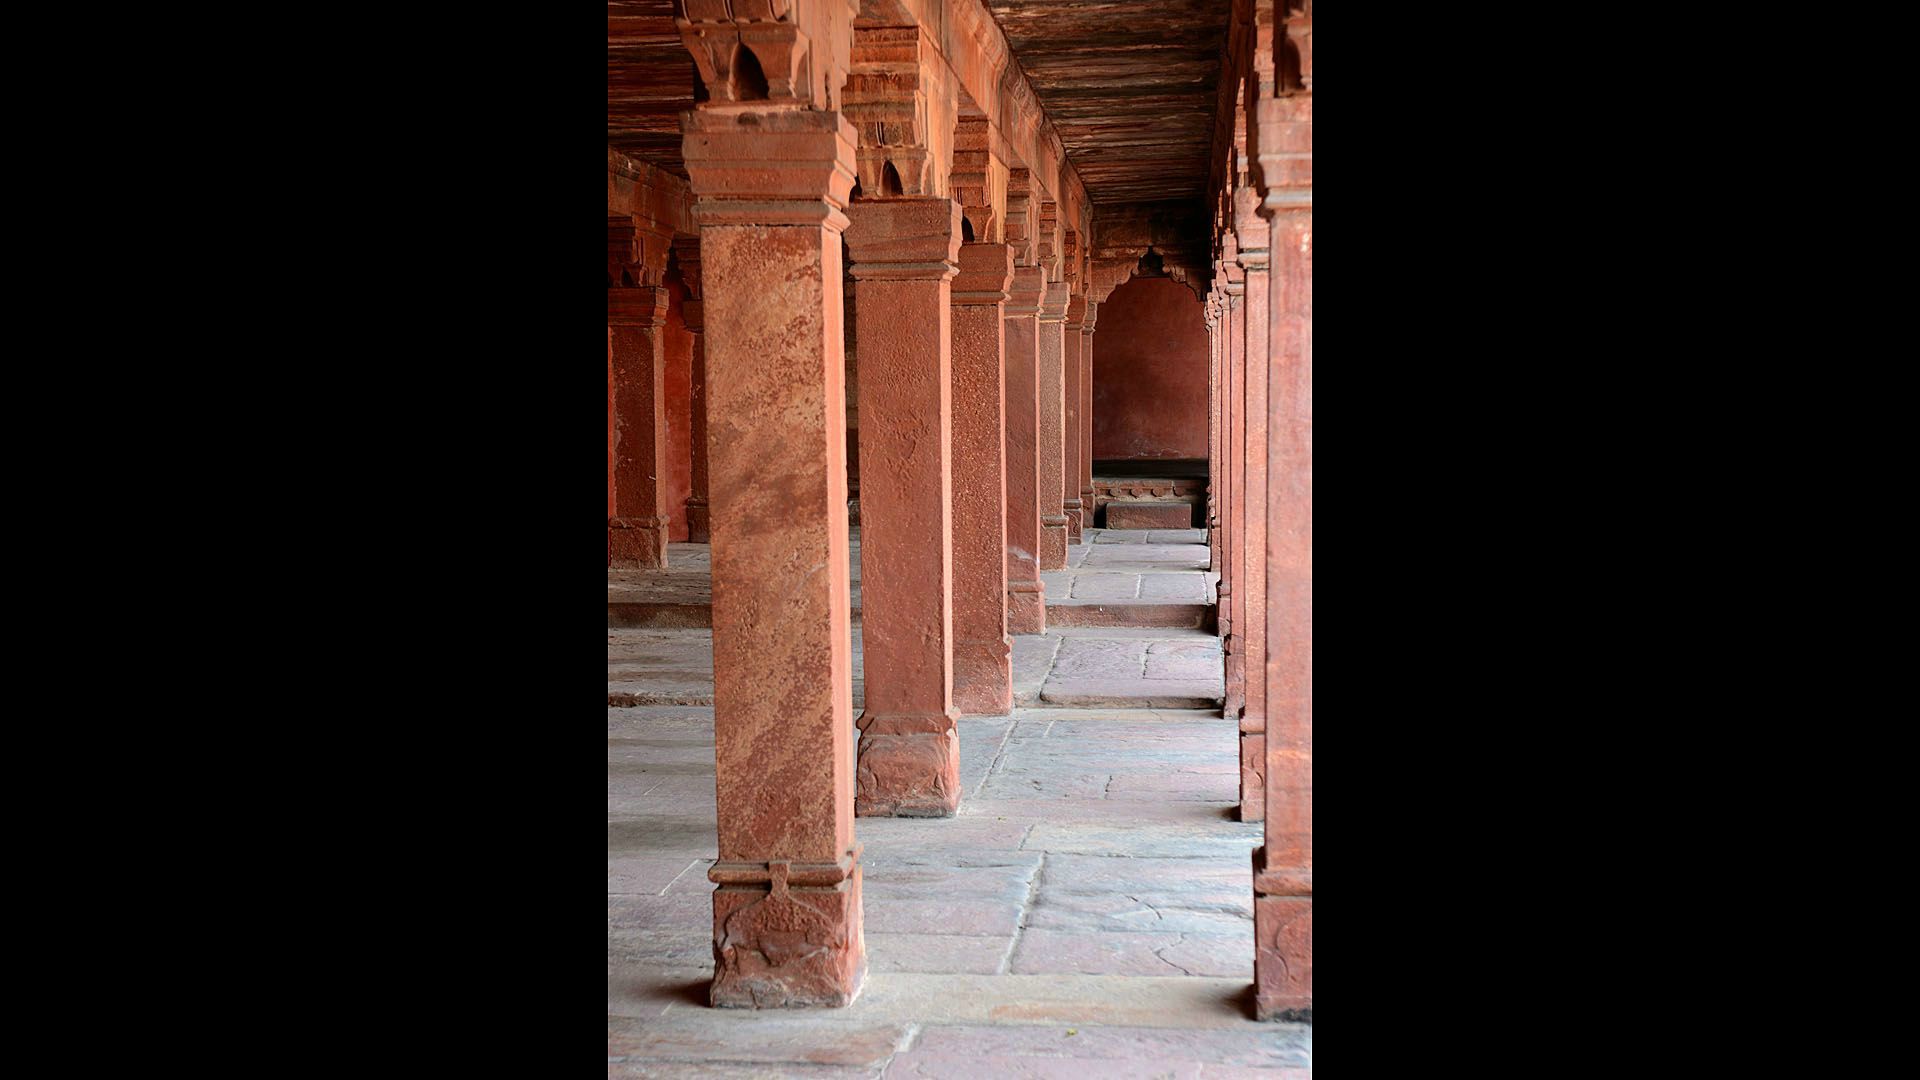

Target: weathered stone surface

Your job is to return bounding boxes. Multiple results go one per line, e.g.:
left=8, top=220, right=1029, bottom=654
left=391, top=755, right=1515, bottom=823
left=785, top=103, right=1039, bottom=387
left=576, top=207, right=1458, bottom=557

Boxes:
left=951, top=241, right=1016, bottom=717
left=905, top=1023, right=1310, bottom=1068
left=606, top=1013, right=908, bottom=1069
left=1011, top=928, right=1253, bottom=978
left=1106, top=501, right=1194, bottom=530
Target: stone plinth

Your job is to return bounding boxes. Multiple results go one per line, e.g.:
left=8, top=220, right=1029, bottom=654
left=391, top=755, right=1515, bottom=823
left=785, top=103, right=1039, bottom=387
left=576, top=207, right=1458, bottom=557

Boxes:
left=1105, top=502, right=1193, bottom=530
left=950, top=243, right=1015, bottom=715
left=682, top=105, right=865, bottom=1008
left=1003, top=266, right=1048, bottom=635
left=846, top=197, right=963, bottom=818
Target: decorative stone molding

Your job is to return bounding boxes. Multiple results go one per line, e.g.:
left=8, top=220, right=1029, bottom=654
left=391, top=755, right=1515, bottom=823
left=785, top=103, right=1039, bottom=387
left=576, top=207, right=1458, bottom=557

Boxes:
left=844, top=24, right=955, bottom=198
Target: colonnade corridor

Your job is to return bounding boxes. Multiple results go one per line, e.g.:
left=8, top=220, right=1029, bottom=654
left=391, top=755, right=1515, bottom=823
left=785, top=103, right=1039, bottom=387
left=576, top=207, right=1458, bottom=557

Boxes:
left=608, top=526, right=1312, bottom=1074
left=610, top=0, right=1311, bottom=1067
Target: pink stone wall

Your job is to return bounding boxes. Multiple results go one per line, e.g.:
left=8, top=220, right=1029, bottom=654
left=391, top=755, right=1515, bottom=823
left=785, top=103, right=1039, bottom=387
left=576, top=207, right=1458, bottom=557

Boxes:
left=1092, top=276, right=1209, bottom=462
left=664, top=273, right=695, bottom=542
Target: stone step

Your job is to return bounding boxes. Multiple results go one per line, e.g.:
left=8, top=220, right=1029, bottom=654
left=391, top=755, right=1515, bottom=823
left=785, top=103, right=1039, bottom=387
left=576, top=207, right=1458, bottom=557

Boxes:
left=1045, top=599, right=1215, bottom=630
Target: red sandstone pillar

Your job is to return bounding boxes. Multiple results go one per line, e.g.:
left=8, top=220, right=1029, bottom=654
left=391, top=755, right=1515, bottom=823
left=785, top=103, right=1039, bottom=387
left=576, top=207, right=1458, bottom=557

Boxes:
left=845, top=197, right=964, bottom=817
left=1003, top=266, right=1048, bottom=634
left=1036, top=282, right=1071, bottom=569
left=1254, top=0, right=1312, bottom=1021
left=607, top=247, right=672, bottom=570
left=1236, top=187, right=1271, bottom=823
left=608, top=328, right=616, bottom=564
left=1207, top=294, right=1223, bottom=571
left=951, top=243, right=1015, bottom=714
left=1062, top=295, right=1087, bottom=543
left=681, top=105, right=865, bottom=1009
left=673, top=237, right=712, bottom=543
left=1080, top=303, right=1098, bottom=528
left=1222, top=270, right=1248, bottom=721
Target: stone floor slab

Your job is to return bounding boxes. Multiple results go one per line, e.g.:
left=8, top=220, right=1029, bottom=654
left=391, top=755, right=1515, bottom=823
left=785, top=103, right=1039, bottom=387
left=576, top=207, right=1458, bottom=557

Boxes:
left=1010, top=929, right=1253, bottom=978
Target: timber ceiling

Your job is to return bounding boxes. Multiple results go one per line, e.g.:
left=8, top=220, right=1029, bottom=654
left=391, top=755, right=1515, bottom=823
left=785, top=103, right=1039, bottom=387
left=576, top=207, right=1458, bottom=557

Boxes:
left=608, top=1, right=1232, bottom=207
left=985, top=0, right=1229, bottom=208
left=608, top=1, right=696, bottom=177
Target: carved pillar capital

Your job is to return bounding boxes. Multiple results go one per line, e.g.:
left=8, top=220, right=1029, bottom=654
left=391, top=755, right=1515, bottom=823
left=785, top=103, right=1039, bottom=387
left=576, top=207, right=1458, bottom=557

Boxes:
left=681, top=108, right=858, bottom=230
left=952, top=241, right=1014, bottom=304
left=1038, top=281, right=1069, bottom=322
left=1004, top=265, right=1046, bottom=314
left=845, top=197, right=961, bottom=280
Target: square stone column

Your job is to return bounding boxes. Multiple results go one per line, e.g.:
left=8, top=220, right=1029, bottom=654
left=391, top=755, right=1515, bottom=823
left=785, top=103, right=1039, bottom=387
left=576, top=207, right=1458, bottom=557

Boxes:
left=1061, top=295, right=1087, bottom=542
left=681, top=106, right=865, bottom=1009
left=1236, top=190, right=1272, bottom=824
left=1080, top=303, right=1099, bottom=528
left=1222, top=284, right=1248, bottom=721
left=608, top=280, right=672, bottom=569
left=846, top=197, right=964, bottom=817
left=1036, top=282, right=1071, bottom=569
left=1207, top=295, right=1223, bottom=572
left=1257, top=201, right=1311, bottom=1022
left=673, top=237, right=712, bottom=543
left=1003, top=266, right=1048, bottom=634
left=951, top=243, right=1015, bottom=715
left=1254, top=10, right=1312, bottom=1016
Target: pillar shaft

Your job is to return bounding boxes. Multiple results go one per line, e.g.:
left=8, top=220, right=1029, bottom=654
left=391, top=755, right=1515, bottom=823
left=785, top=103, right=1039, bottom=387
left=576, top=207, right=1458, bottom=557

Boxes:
left=1207, top=298, right=1223, bottom=571
left=682, top=107, right=864, bottom=1009
left=1238, top=230, right=1271, bottom=823
left=1062, top=296, right=1087, bottom=543
left=1003, top=267, right=1048, bottom=634
left=1080, top=304, right=1098, bottom=528
left=675, top=238, right=712, bottom=543
left=951, top=243, right=1015, bottom=715
left=1036, top=282, right=1071, bottom=569
left=1223, top=288, right=1248, bottom=720
left=608, top=285, right=671, bottom=569
left=1257, top=206, right=1312, bottom=1022
left=846, top=197, right=963, bottom=817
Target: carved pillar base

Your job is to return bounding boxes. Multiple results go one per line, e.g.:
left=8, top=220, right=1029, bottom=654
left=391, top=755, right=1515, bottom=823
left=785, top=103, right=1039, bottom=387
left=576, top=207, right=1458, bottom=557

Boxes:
left=854, top=721, right=961, bottom=817
left=1064, top=499, right=1084, bottom=543
left=685, top=498, right=711, bottom=544
left=1007, top=579, right=1046, bottom=635
left=608, top=515, right=671, bottom=568
left=1253, top=850, right=1312, bottom=1021
left=711, top=853, right=867, bottom=1009
left=1238, top=731, right=1265, bottom=822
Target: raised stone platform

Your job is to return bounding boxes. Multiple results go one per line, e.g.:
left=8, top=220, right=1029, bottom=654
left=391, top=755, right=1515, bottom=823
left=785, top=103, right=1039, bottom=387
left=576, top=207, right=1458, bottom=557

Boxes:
left=1042, top=528, right=1216, bottom=630
left=1105, top=500, right=1195, bottom=529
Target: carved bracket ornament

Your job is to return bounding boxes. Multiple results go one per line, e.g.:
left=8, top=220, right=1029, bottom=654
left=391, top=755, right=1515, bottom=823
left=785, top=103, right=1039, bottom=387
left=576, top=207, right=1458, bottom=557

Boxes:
left=608, top=216, right=672, bottom=289
left=843, top=25, right=954, bottom=198
left=675, top=0, right=857, bottom=111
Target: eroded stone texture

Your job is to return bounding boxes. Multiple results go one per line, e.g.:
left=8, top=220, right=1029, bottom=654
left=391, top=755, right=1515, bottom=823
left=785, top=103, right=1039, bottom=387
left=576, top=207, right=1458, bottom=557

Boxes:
left=1037, top=281, right=1072, bottom=569
left=847, top=196, right=963, bottom=817
left=681, top=101, right=865, bottom=1008
left=1004, top=264, right=1049, bottom=634
left=951, top=242, right=1016, bottom=716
